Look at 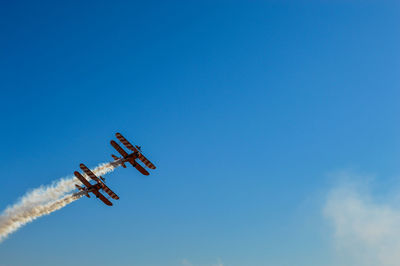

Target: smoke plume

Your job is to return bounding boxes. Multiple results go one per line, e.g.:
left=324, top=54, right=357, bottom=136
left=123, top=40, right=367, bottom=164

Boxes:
left=0, top=162, right=119, bottom=243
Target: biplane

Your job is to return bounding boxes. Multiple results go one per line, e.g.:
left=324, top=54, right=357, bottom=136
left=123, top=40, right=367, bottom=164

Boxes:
left=110, top=132, right=156, bottom=176
left=74, top=163, right=119, bottom=206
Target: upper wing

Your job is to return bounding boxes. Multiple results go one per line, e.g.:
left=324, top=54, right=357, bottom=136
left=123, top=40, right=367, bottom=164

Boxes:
left=115, top=132, right=138, bottom=152
left=137, top=154, right=156, bottom=170
left=101, top=183, right=120, bottom=200
left=74, top=171, right=92, bottom=188
left=110, top=140, right=129, bottom=157
left=116, top=133, right=156, bottom=170
left=97, top=191, right=113, bottom=206
left=80, top=163, right=100, bottom=182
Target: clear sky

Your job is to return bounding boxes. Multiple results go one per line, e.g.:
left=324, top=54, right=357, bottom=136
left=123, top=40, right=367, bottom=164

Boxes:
left=0, top=1, right=399, bottom=266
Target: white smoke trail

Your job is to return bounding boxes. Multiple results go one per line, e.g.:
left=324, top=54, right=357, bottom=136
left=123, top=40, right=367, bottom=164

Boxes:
left=0, top=192, right=84, bottom=242
left=0, top=162, right=119, bottom=243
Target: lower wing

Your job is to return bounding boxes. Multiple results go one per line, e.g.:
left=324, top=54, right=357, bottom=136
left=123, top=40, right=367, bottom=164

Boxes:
left=129, top=159, right=149, bottom=176
left=96, top=191, right=113, bottom=206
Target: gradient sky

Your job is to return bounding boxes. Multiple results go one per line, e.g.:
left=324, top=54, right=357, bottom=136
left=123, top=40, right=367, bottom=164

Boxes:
left=0, top=1, right=399, bottom=266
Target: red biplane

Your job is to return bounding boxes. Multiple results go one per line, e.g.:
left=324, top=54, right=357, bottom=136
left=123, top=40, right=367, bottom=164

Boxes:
left=110, top=132, right=156, bottom=176
left=74, top=163, right=119, bottom=206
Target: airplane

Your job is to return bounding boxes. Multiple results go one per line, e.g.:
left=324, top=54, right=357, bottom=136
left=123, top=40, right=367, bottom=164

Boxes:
left=74, top=163, right=120, bottom=206
left=110, top=132, right=156, bottom=176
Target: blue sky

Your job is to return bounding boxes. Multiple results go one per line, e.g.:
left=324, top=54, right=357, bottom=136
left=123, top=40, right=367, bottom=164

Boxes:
left=0, top=1, right=399, bottom=265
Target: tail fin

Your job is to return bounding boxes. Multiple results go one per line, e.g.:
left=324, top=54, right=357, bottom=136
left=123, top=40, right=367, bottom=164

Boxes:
left=111, top=154, right=126, bottom=168
left=75, top=184, right=90, bottom=198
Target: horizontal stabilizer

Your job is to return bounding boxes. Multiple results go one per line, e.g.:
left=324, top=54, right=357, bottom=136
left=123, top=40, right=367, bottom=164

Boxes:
left=111, top=154, right=126, bottom=168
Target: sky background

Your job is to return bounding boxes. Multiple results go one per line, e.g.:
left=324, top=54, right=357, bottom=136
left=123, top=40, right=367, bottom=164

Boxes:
left=0, top=1, right=399, bottom=266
